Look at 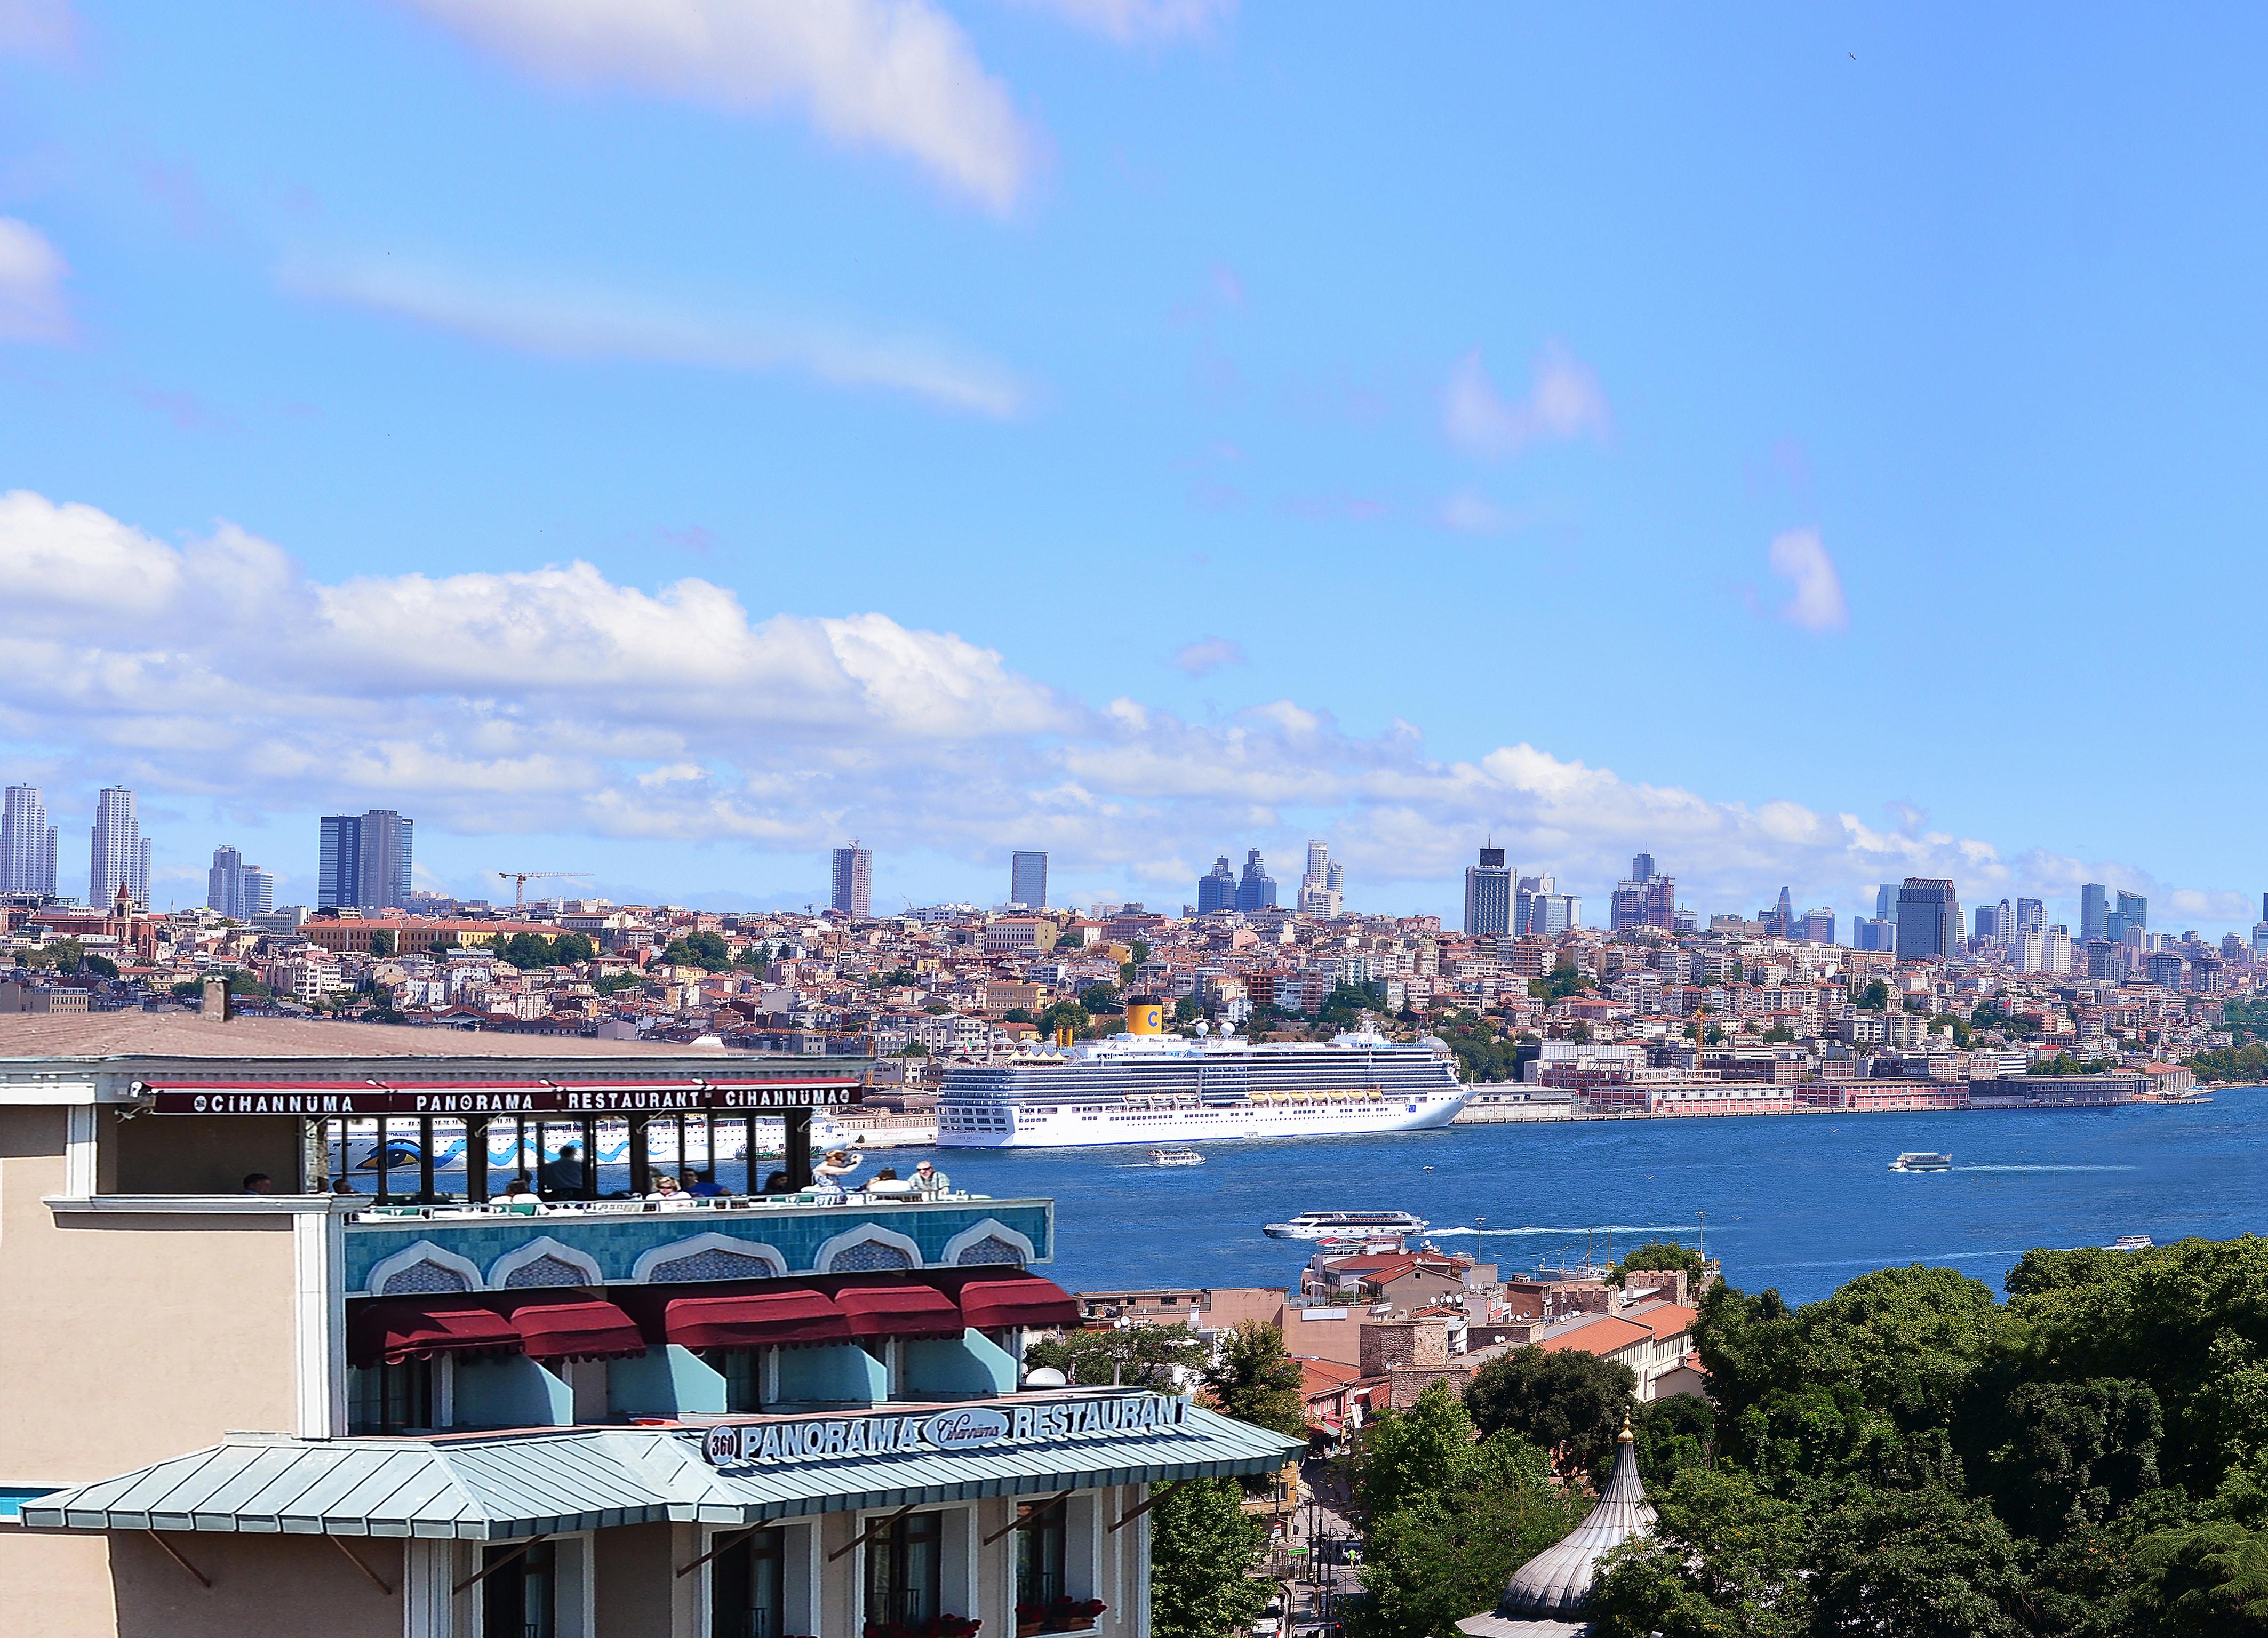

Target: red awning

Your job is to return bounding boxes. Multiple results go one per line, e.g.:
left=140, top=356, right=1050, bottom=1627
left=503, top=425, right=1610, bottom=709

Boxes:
left=956, top=1275, right=1081, bottom=1331
left=349, top=1301, right=522, bottom=1369
left=497, top=1296, right=647, bottom=1362
left=650, top=1289, right=850, bottom=1351
left=833, top=1282, right=967, bottom=1340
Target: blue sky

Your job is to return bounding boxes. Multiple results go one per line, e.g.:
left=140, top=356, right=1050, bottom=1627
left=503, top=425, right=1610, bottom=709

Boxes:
left=1, top=2, right=2264, bottom=930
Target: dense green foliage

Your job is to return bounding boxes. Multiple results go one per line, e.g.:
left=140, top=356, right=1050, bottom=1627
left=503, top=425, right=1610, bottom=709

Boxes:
left=1529, top=960, right=1593, bottom=1003
left=1317, top=980, right=1392, bottom=1026
left=1023, top=1322, right=1204, bottom=1389
left=1149, top=1477, right=1269, bottom=1638
left=1855, top=978, right=1890, bottom=1010
left=658, top=930, right=731, bottom=970
left=1587, top=1239, right=2268, bottom=1638
left=1346, top=1383, right=1587, bottom=1638
left=1465, top=1346, right=1639, bottom=1487
left=1607, top=1242, right=1706, bottom=1285
left=2031, top=1053, right=2121, bottom=1076
left=1203, top=1321, right=1308, bottom=1439
left=497, top=931, right=596, bottom=969
left=1434, top=1010, right=1521, bottom=1083
left=2187, top=1042, right=2268, bottom=1084
left=2222, top=996, right=2268, bottom=1045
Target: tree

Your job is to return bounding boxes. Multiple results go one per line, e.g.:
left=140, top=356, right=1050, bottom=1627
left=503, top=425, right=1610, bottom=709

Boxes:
left=368, top=930, right=396, bottom=958
left=736, top=944, right=772, bottom=976
left=1149, top=1477, right=1268, bottom=1638
left=1631, top=1394, right=1716, bottom=1488
left=1347, top=1385, right=1585, bottom=1638
left=1172, top=996, right=1201, bottom=1026
left=1856, top=979, right=1890, bottom=1010
left=1202, top=1321, right=1306, bottom=1438
left=1607, top=1242, right=1705, bottom=1287
left=1590, top=1467, right=1809, bottom=1638
left=659, top=930, right=731, bottom=971
left=900, top=1041, right=929, bottom=1058
left=551, top=931, right=596, bottom=964
left=1037, top=1000, right=1090, bottom=1037
left=1002, top=1008, right=1034, bottom=1025
left=1800, top=1484, right=2034, bottom=1638
left=36, top=936, right=84, bottom=972
left=83, top=954, right=119, bottom=978
left=1024, top=1323, right=1206, bottom=1389
left=1464, top=1346, right=1638, bottom=1484
left=1077, top=981, right=1123, bottom=1014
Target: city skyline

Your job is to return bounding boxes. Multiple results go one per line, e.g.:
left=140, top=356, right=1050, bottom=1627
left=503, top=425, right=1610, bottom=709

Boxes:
left=6, top=12, right=2268, bottom=929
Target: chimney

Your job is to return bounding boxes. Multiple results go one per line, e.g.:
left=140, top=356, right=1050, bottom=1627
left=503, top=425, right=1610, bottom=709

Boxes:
left=201, top=976, right=231, bottom=1021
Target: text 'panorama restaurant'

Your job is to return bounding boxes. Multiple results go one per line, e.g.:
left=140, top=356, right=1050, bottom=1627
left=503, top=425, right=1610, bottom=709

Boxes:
left=0, top=1012, right=1296, bottom=1637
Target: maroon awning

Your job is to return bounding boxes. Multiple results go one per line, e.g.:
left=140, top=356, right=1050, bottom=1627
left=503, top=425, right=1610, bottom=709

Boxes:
left=496, top=1296, right=646, bottom=1362
left=834, top=1282, right=967, bottom=1340
left=349, top=1301, right=522, bottom=1369
left=649, top=1289, right=851, bottom=1351
left=956, top=1275, right=1081, bottom=1331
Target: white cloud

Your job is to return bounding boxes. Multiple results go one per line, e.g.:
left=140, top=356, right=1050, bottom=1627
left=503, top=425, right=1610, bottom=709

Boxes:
left=0, top=218, right=70, bottom=342
left=404, top=0, right=1033, bottom=212
left=1006, top=0, right=1234, bottom=42
left=1767, top=526, right=1848, bottom=633
left=1442, top=341, right=1610, bottom=459
left=2, top=489, right=2251, bottom=925
left=0, top=0, right=72, bottom=58
left=279, top=256, right=1025, bottom=416
left=1438, top=491, right=1509, bottom=535
left=1171, top=636, right=1246, bottom=677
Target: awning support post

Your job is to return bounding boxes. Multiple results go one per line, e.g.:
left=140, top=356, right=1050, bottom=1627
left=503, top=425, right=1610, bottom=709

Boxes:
left=827, top=1503, right=916, bottom=1563
left=675, top=1523, right=766, bottom=1579
left=453, top=1537, right=547, bottom=1596
left=628, top=1114, right=652, bottom=1197
left=983, top=1491, right=1075, bottom=1547
left=146, top=1530, right=212, bottom=1589
left=1109, top=1481, right=1185, bottom=1534
left=785, top=1109, right=812, bottom=1192
left=328, top=1534, right=396, bottom=1596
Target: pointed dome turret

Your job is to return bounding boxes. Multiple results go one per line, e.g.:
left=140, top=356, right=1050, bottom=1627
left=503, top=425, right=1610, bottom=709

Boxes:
left=1493, top=1418, right=1655, bottom=1617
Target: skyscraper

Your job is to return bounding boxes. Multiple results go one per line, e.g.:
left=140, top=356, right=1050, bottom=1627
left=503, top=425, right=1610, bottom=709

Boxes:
left=1800, top=907, right=1836, bottom=944
left=2108, top=890, right=2147, bottom=944
left=1234, top=849, right=1277, bottom=913
left=1875, top=884, right=1897, bottom=920
left=2015, top=898, right=2045, bottom=935
left=1, top=785, right=57, bottom=897
left=89, top=786, right=150, bottom=909
left=1298, top=840, right=1341, bottom=918
left=1464, top=845, right=1512, bottom=937
left=206, top=846, right=277, bottom=919
left=1196, top=856, right=1237, bottom=915
left=1609, top=853, right=1676, bottom=932
left=318, top=810, right=414, bottom=910
left=1009, top=850, right=1048, bottom=909
left=1974, top=899, right=2014, bottom=943
left=830, top=842, right=873, bottom=918
left=1771, top=886, right=1794, bottom=939
left=1895, top=878, right=1961, bottom=962
left=2080, top=883, right=2110, bottom=942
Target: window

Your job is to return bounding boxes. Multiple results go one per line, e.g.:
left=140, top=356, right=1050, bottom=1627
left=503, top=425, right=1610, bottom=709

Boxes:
left=865, top=1511, right=943, bottom=1627
left=719, top=1351, right=765, bottom=1413
left=348, top=1360, right=432, bottom=1435
left=1016, top=1498, right=1067, bottom=1607
left=712, top=1527, right=786, bottom=1638
left=483, top=1539, right=556, bottom=1638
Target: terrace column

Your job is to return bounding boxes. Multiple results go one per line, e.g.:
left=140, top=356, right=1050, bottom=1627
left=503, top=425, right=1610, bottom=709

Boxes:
left=785, top=1109, right=812, bottom=1190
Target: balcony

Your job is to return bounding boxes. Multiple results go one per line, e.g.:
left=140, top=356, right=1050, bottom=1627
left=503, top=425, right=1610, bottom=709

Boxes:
left=345, top=1191, right=1055, bottom=1297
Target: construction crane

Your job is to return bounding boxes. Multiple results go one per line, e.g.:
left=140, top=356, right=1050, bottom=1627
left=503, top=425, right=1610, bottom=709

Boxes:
left=495, top=870, right=594, bottom=910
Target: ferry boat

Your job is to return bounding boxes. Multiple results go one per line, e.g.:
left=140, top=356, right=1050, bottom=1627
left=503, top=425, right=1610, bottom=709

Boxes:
left=2109, top=1234, right=2155, bottom=1252
left=937, top=1005, right=1468, bottom=1149
left=1150, top=1147, right=1205, bottom=1167
left=1889, top=1151, right=1953, bottom=1172
left=1264, top=1209, right=1430, bottom=1241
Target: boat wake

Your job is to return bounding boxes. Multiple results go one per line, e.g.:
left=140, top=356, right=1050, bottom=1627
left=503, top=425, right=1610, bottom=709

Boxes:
left=1955, top=1164, right=2138, bottom=1173
left=1428, top=1224, right=1696, bottom=1237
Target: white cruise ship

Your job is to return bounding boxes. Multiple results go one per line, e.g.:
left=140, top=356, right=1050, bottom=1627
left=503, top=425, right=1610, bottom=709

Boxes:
left=936, top=1004, right=1469, bottom=1149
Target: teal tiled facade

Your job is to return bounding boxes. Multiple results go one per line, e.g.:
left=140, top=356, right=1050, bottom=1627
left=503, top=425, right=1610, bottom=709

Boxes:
left=345, top=1198, right=1053, bottom=1295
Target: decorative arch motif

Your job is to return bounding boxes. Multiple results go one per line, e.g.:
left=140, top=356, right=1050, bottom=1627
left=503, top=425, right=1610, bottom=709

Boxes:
left=940, top=1218, right=1035, bottom=1269
left=813, top=1221, right=924, bottom=1275
left=631, top=1233, right=788, bottom=1285
left=489, top=1237, right=604, bottom=1290
left=365, top=1240, right=483, bottom=1297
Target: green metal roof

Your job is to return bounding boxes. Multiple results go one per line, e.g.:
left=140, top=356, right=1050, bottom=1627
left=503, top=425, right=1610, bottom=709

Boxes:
left=22, top=1399, right=1300, bottom=1540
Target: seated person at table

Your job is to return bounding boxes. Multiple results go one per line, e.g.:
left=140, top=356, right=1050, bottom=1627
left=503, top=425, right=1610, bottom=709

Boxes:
left=686, top=1169, right=728, bottom=1197
left=537, top=1143, right=586, bottom=1198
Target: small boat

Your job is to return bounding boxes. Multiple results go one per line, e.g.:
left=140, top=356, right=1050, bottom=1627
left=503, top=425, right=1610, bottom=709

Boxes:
left=1889, top=1152, right=1953, bottom=1173
left=1150, top=1147, right=1205, bottom=1168
left=1265, top=1209, right=1430, bottom=1241
left=2109, top=1234, right=2154, bottom=1252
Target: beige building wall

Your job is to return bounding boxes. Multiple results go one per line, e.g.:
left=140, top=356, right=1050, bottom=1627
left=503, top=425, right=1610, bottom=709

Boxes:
left=0, top=1108, right=305, bottom=1484
left=1, top=1530, right=400, bottom=1638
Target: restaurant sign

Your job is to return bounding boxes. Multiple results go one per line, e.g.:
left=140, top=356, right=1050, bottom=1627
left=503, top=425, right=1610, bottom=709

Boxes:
left=699, top=1395, right=1193, bottom=1468
left=138, top=1082, right=861, bottom=1116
